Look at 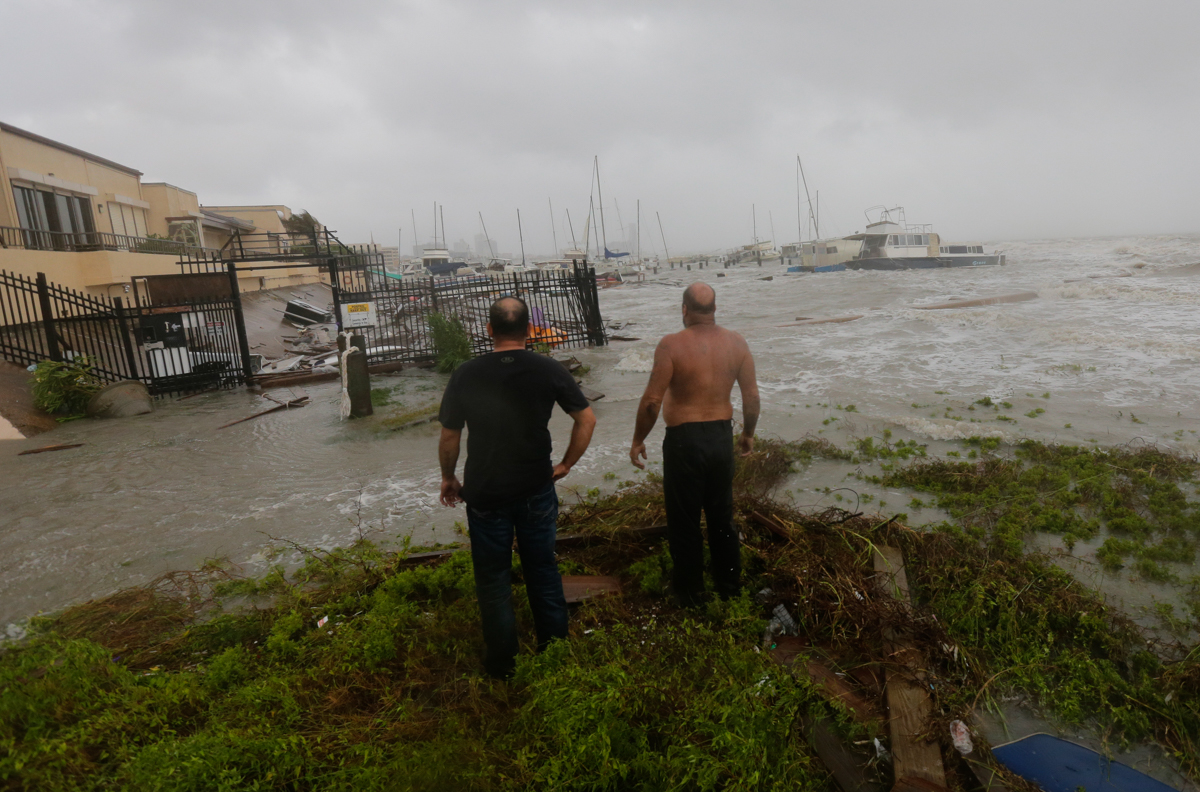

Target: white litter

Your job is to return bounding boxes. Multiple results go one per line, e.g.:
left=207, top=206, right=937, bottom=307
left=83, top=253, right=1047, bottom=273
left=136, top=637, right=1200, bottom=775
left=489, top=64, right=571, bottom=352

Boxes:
left=950, top=720, right=973, bottom=754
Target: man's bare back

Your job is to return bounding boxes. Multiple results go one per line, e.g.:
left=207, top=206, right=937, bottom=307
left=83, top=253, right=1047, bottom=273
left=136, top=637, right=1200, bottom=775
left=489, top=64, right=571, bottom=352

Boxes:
left=630, top=283, right=759, bottom=467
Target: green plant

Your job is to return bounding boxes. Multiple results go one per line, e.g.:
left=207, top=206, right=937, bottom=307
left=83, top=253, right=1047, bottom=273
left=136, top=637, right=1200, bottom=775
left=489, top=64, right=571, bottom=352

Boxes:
left=427, top=313, right=473, bottom=373
left=29, top=356, right=102, bottom=420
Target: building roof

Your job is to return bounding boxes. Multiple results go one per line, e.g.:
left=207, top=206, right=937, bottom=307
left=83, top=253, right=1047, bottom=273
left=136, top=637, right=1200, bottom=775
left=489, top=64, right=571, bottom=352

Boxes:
left=0, top=121, right=143, bottom=177
left=200, top=208, right=256, bottom=231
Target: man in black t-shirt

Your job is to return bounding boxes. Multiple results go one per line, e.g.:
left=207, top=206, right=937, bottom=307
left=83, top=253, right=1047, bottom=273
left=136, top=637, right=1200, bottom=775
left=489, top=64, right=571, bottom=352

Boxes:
left=438, top=296, right=596, bottom=679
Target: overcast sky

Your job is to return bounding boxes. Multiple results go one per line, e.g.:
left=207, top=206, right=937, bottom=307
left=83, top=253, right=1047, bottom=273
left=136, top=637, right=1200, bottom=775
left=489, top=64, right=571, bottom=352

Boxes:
left=3, top=0, right=1198, bottom=255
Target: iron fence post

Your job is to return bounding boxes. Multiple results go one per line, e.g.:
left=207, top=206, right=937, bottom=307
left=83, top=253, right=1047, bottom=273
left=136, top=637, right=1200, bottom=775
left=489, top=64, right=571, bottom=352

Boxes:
left=35, top=272, right=62, bottom=362
left=225, top=259, right=254, bottom=383
left=328, top=255, right=342, bottom=331
left=112, top=296, right=140, bottom=381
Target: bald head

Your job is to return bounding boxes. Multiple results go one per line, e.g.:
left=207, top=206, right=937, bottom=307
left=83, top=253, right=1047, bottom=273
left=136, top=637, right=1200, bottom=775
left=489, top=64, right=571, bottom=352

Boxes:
left=682, top=282, right=716, bottom=315
left=489, top=296, right=529, bottom=340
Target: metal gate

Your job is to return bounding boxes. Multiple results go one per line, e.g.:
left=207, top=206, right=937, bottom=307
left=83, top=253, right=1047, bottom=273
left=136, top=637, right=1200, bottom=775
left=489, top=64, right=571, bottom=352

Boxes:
left=0, top=269, right=252, bottom=396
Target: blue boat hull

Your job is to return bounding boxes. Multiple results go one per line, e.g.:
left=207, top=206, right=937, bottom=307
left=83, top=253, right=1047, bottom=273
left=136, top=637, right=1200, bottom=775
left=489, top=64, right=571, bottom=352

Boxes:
left=992, top=734, right=1176, bottom=792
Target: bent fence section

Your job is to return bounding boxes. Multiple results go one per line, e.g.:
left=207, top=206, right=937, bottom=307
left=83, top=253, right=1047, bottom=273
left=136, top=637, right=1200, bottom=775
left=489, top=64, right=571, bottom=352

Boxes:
left=0, top=269, right=251, bottom=397
left=329, top=258, right=607, bottom=366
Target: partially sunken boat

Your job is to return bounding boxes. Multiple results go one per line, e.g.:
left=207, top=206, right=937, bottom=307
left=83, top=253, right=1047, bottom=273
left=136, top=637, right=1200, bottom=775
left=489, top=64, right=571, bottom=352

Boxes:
left=785, top=207, right=1004, bottom=272
left=843, top=206, right=1004, bottom=271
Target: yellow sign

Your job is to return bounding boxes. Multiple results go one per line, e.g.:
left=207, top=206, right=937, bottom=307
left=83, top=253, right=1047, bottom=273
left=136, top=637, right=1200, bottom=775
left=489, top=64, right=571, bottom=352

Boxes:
left=341, top=301, right=376, bottom=328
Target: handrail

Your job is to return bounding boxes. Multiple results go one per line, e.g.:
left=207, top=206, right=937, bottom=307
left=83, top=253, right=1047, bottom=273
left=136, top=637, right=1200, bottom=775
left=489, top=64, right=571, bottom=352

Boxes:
left=0, top=225, right=214, bottom=257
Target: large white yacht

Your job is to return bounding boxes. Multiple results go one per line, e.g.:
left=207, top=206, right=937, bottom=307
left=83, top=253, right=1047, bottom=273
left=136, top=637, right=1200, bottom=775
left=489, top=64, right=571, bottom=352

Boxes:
left=784, top=207, right=1003, bottom=272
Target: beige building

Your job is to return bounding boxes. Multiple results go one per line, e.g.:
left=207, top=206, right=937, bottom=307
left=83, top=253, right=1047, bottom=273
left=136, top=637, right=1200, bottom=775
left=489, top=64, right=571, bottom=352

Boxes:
left=0, top=121, right=325, bottom=299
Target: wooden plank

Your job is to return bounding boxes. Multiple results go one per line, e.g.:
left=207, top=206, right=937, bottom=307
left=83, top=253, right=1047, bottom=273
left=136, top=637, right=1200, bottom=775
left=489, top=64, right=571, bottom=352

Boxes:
left=873, top=546, right=946, bottom=789
left=913, top=291, right=1036, bottom=311
left=806, top=715, right=886, bottom=792
left=806, top=660, right=882, bottom=724
left=561, top=575, right=621, bottom=604
left=776, top=314, right=864, bottom=327
left=216, top=397, right=308, bottom=429
left=749, top=510, right=791, bottom=541
left=18, top=443, right=84, bottom=456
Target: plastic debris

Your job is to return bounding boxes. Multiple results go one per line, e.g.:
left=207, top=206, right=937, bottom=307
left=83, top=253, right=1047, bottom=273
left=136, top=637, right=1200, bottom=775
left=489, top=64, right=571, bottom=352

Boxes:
left=755, top=587, right=774, bottom=604
left=874, top=737, right=890, bottom=760
left=950, top=720, right=973, bottom=755
left=771, top=604, right=798, bottom=634
left=317, top=616, right=329, bottom=629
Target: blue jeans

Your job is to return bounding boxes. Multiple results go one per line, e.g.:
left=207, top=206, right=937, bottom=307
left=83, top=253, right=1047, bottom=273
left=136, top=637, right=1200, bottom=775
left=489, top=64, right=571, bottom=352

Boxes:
left=466, top=480, right=567, bottom=678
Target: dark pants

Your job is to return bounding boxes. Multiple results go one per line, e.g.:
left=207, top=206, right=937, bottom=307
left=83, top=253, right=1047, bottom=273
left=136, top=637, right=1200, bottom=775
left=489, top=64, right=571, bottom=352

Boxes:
left=466, top=480, right=567, bottom=678
left=662, top=419, right=740, bottom=606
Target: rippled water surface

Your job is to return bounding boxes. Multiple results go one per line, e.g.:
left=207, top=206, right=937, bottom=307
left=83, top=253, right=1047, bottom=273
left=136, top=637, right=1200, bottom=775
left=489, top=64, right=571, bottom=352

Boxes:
left=2, top=233, right=1199, bottom=631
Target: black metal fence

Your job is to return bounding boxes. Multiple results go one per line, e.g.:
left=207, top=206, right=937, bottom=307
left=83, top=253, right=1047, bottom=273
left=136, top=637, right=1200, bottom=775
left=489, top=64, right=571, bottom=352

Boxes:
left=329, top=259, right=606, bottom=365
left=0, top=225, right=207, bottom=257
left=0, top=269, right=251, bottom=396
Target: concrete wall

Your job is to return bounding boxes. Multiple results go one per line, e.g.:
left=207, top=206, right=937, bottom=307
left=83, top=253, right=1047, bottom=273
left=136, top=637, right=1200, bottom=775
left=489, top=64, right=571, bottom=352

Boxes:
left=142, top=183, right=201, bottom=237
left=0, top=247, right=326, bottom=300
left=0, top=127, right=145, bottom=235
left=202, top=205, right=292, bottom=235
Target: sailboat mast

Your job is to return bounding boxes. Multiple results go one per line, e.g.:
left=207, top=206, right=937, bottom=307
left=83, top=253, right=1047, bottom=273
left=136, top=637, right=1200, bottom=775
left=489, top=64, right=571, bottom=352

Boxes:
left=566, top=208, right=578, bottom=251
left=797, top=156, right=818, bottom=239
left=795, top=158, right=803, bottom=245
left=432, top=202, right=438, bottom=248
left=637, top=199, right=641, bottom=263
left=769, top=211, right=776, bottom=250
left=548, top=198, right=558, bottom=257
left=594, top=156, right=608, bottom=255
left=439, top=205, right=447, bottom=252
left=657, top=211, right=670, bottom=266
left=752, top=204, right=757, bottom=243
left=517, top=208, right=526, bottom=266
left=478, top=212, right=496, bottom=259
left=411, top=209, right=418, bottom=257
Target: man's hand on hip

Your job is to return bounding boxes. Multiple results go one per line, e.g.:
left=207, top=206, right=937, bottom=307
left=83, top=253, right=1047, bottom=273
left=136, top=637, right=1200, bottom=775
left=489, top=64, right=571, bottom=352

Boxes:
left=439, top=476, right=463, bottom=507
left=552, top=463, right=572, bottom=481
left=630, top=441, right=647, bottom=469
left=738, top=433, right=754, bottom=457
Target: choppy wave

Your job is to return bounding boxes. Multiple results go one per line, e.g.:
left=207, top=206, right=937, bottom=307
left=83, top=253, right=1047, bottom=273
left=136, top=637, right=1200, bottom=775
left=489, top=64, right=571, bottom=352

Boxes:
left=615, top=349, right=655, bottom=372
left=887, top=416, right=1010, bottom=442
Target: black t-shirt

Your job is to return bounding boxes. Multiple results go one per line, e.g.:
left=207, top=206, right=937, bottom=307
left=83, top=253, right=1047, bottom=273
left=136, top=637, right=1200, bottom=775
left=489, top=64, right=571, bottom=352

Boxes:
left=439, top=350, right=590, bottom=508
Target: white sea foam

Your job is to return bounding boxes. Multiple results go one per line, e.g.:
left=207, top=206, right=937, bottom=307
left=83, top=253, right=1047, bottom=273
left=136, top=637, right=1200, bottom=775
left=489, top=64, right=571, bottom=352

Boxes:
left=887, top=416, right=1010, bottom=442
left=615, top=349, right=655, bottom=372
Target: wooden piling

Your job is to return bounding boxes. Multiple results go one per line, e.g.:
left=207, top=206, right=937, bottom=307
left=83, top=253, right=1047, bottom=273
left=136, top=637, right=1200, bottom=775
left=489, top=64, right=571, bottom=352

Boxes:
left=338, top=333, right=373, bottom=418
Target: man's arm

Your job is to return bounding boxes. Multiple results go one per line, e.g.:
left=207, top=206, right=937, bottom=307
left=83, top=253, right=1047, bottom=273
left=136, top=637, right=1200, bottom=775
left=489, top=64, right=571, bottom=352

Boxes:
left=553, top=406, right=597, bottom=481
left=630, top=340, right=674, bottom=468
left=438, top=427, right=463, bottom=506
left=735, top=338, right=759, bottom=456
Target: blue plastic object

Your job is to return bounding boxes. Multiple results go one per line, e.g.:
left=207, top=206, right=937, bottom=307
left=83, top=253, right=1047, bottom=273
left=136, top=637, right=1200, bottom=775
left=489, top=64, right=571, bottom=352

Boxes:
left=992, top=733, right=1177, bottom=792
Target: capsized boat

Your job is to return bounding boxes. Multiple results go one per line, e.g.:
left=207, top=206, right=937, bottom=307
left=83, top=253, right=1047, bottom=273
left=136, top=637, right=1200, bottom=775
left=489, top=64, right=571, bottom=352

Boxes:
left=843, top=206, right=1004, bottom=270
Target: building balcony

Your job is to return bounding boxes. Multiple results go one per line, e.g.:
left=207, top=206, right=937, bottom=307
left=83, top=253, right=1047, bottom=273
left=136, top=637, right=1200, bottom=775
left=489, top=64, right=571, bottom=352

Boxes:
left=0, top=225, right=213, bottom=257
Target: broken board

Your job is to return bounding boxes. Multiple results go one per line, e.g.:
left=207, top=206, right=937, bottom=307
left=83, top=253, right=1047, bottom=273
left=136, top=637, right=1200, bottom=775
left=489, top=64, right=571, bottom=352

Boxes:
left=561, top=575, right=621, bottom=604
left=913, top=292, right=1036, bottom=310
left=873, top=546, right=947, bottom=789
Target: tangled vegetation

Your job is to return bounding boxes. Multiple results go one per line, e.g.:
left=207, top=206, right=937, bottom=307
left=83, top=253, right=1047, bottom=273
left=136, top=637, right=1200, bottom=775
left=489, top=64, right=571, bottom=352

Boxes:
left=876, top=439, right=1200, bottom=582
left=427, top=313, right=473, bottom=373
left=2, top=437, right=1198, bottom=789
left=28, top=356, right=102, bottom=420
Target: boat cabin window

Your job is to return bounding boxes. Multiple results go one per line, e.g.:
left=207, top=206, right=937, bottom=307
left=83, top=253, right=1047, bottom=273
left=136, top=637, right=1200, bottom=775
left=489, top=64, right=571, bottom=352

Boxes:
left=827, top=246, right=837, bottom=254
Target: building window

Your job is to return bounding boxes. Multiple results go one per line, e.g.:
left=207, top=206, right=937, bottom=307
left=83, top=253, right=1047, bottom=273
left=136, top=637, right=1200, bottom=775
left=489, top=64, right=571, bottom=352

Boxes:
left=108, top=202, right=147, bottom=240
left=12, top=185, right=95, bottom=249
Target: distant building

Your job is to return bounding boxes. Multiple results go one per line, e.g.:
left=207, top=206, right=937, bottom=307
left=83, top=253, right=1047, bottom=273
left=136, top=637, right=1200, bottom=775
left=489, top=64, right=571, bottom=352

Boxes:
left=376, top=246, right=400, bottom=269
left=0, top=120, right=331, bottom=297
left=474, top=232, right=494, bottom=258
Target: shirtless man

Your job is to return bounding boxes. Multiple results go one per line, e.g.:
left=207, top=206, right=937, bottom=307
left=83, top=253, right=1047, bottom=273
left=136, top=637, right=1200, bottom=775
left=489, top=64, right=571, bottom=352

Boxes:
left=630, top=282, right=759, bottom=605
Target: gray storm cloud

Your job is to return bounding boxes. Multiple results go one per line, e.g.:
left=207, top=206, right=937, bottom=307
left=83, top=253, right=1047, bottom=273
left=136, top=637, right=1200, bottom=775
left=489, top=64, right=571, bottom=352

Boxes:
left=2, top=0, right=1197, bottom=252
